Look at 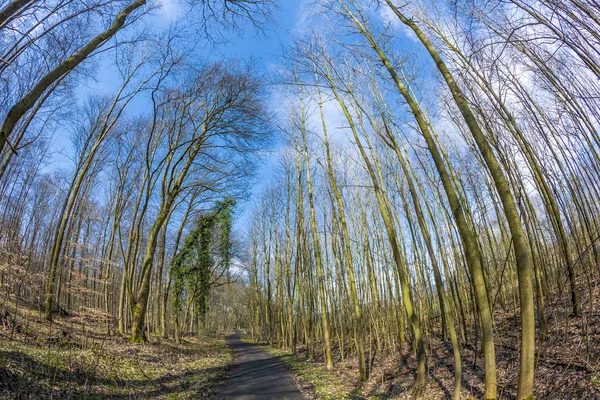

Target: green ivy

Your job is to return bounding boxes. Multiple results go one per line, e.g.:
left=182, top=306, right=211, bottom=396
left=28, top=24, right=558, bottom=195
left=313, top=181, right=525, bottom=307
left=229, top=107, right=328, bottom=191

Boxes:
left=170, top=198, right=236, bottom=337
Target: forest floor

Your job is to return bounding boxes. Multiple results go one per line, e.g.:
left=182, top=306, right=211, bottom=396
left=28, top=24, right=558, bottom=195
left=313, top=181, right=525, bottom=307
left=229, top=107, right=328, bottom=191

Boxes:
left=250, top=276, right=600, bottom=399
left=0, top=298, right=232, bottom=399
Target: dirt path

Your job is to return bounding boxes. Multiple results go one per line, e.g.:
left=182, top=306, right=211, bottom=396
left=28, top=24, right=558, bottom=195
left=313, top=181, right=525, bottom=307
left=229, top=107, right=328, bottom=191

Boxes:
left=215, top=332, right=303, bottom=399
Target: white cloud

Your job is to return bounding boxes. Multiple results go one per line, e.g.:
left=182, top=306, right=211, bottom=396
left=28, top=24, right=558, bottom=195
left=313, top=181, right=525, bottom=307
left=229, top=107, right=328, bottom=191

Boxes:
left=159, top=0, right=180, bottom=22
left=292, top=0, right=312, bottom=34
left=376, top=1, right=417, bottom=42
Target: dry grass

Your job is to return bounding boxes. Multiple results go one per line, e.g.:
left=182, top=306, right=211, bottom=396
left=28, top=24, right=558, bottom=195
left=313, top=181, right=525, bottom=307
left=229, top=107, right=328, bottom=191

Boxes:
left=0, top=297, right=232, bottom=399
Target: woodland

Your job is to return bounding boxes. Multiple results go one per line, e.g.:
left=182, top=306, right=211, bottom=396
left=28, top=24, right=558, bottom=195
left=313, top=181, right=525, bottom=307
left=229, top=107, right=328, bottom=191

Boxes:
left=0, top=0, right=600, bottom=399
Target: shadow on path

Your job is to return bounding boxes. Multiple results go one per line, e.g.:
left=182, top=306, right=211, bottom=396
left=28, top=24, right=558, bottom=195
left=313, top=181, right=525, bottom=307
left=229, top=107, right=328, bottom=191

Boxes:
left=215, top=331, right=303, bottom=399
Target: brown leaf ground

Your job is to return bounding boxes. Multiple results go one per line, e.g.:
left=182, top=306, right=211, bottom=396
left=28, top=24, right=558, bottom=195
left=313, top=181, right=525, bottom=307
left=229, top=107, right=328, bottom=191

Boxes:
left=254, top=276, right=600, bottom=399
left=0, top=299, right=232, bottom=399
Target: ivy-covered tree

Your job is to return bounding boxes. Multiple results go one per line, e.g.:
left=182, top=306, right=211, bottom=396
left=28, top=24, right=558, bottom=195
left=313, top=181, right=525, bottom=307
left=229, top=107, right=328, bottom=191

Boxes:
left=170, top=198, right=235, bottom=343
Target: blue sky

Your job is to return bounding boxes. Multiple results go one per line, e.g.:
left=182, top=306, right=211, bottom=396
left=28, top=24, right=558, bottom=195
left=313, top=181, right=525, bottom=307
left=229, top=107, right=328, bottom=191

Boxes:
left=212, top=0, right=303, bottom=61
left=208, top=0, right=305, bottom=231
left=50, top=0, right=306, bottom=233
left=62, top=0, right=424, bottom=234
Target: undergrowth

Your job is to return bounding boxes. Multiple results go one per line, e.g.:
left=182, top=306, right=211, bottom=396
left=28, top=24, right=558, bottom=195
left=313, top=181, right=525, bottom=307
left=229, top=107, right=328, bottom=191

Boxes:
left=0, top=299, right=232, bottom=399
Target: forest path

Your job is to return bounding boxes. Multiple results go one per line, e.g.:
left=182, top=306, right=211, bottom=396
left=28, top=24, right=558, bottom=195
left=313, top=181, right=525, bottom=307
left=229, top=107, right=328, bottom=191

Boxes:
left=215, top=331, right=303, bottom=399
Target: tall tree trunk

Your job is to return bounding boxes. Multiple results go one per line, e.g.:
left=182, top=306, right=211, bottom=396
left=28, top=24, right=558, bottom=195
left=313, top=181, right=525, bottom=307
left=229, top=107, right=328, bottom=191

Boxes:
left=384, top=6, right=535, bottom=397
left=299, top=98, right=334, bottom=369
left=0, top=0, right=146, bottom=155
